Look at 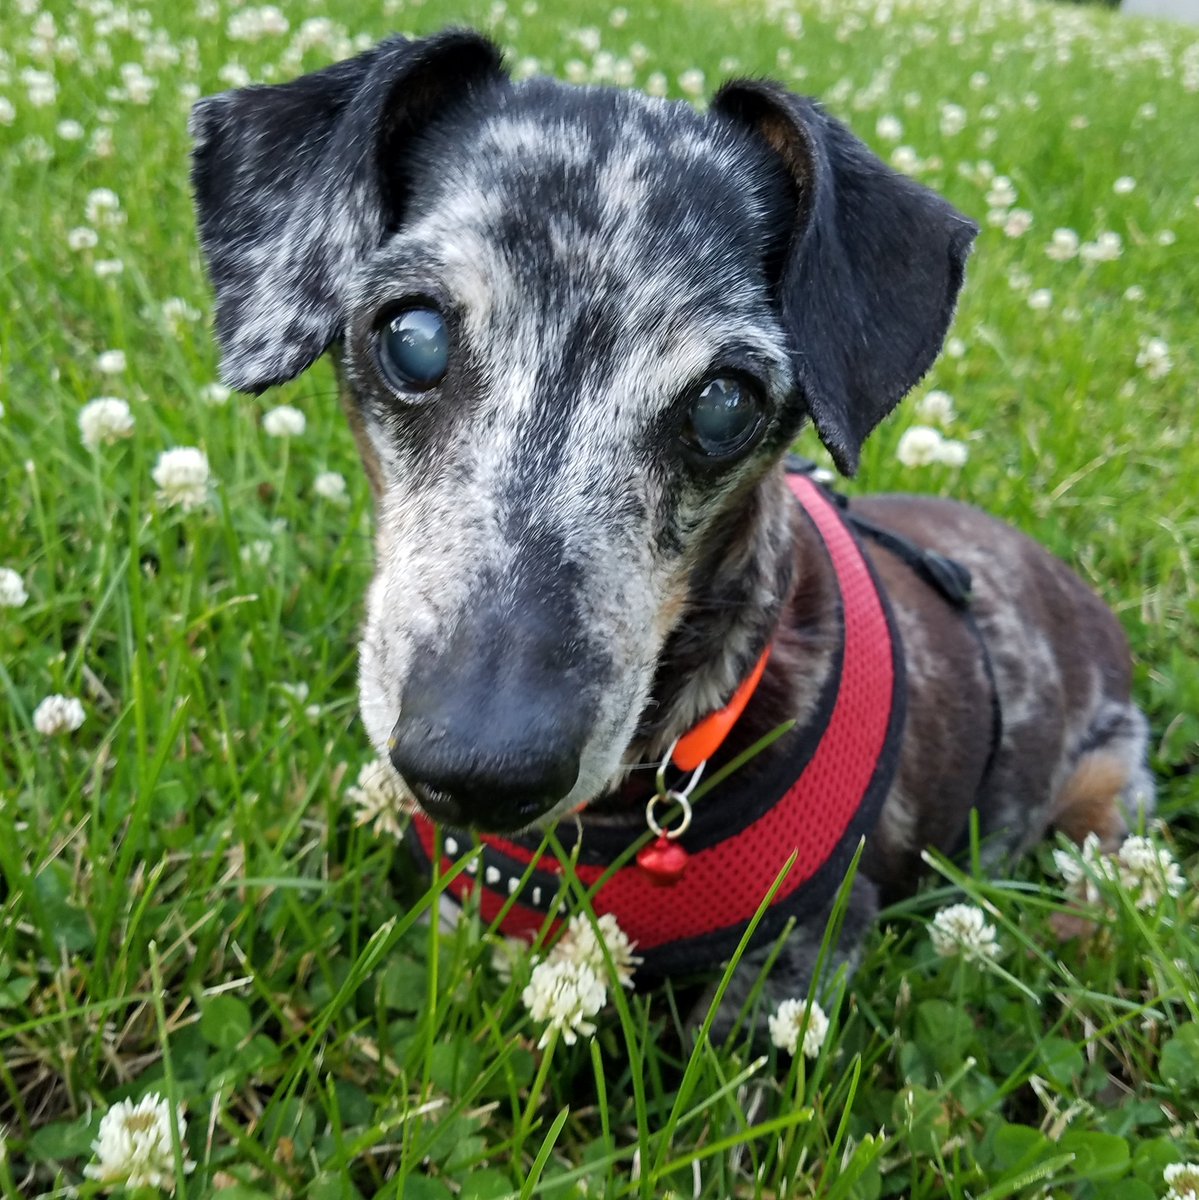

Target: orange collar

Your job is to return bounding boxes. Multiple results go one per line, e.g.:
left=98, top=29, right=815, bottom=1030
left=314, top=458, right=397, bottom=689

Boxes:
left=671, top=646, right=772, bottom=772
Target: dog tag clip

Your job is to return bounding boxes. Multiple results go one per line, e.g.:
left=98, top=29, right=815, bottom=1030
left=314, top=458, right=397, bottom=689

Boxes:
left=636, top=741, right=701, bottom=886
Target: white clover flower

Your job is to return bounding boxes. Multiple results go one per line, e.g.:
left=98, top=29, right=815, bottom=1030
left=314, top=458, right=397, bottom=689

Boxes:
left=84, top=1093, right=194, bottom=1192
left=152, top=447, right=209, bottom=511
left=1045, top=228, right=1080, bottom=262
left=896, top=425, right=944, bottom=467
left=57, top=118, right=84, bottom=140
left=678, top=68, right=705, bottom=98
left=67, top=225, right=99, bottom=251
left=218, top=62, right=252, bottom=88
left=161, top=297, right=201, bottom=332
left=227, top=5, right=290, bottom=41
left=0, top=98, right=15, bottom=126
left=936, top=438, right=968, bottom=468
left=573, top=26, right=602, bottom=54
left=938, top=102, right=967, bottom=137
left=119, top=64, right=155, bottom=105
left=1028, top=288, right=1053, bottom=312
left=768, top=997, right=830, bottom=1059
left=1165, top=1161, right=1199, bottom=1200
left=85, top=187, right=123, bottom=227
left=891, top=145, right=920, bottom=174
left=1124, top=285, right=1146, bottom=303
left=1079, top=231, right=1122, bottom=263
left=915, top=389, right=955, bottom=426
left=1113, top=176, right=1136, bottom=195
left=313, top=471, right=348, bottom=503
left=929, top=903, right=1001, bottom=961
left=521, top=958, right=607, bottom=1048
left=1003, top=208, right=1033, bottom=238
left=240, top=539, right=272, bottom=567
left=96, top=348, right=126, bottom=375
left=875, top=114, right=903, bottom=141
left=199, top=382, right=230, bottom=406
left=0, top=567, right=29, bottom=608
left=90, top=126, right=115, bottom=159
left=1136, top=336, right=1173, bottom=380
left=33, top=694, right=86, bottom=736
left=1157, top=229, right=1177, bottom=247
left=295, top=15, right=338, bottom=48
left=1116, top=836, right=1185, bottom=909
left=346, top=758, right=411, bottom=839
left=94, top=258, right=125, bottom=279
left=558, top=913, right=641, bottom=989
left=17, top=136, right=47, bottom=163
left=262, top=405, right=306, bottom=438
left=22, top=67, right=57, bottom=107
left=944, top=336, right=966, bottom=359
left=985, top=176, right=1016, bottom=208
left=1052, top=832, right=1100, bottom=889
left=79, top=397, right=134, bottom=450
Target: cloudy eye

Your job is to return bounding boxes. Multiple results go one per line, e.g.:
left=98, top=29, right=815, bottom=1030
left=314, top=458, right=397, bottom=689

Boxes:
left=682, top=376, right=763, bottom=460
left=377, top=307, right=449, bottom=393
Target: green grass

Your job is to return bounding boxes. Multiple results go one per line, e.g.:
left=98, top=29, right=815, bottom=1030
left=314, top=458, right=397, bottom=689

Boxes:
left=1, top=0, right=1198, bottom=1194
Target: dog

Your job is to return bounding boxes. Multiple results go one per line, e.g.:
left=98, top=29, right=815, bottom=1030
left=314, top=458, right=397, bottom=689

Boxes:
left=190, top=29, right=1154, bottom=1036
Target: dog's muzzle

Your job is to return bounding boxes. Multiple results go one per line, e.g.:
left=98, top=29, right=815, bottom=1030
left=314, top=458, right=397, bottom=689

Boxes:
left=386, top=595, right=601, bottom=831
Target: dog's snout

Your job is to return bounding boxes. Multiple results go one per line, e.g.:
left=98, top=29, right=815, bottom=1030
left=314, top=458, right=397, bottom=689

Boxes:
left=388, top=585, right=601, bottom=831
left=389, top=686, right=587, bottom=831
left=388, top=720, right=581, bottom=832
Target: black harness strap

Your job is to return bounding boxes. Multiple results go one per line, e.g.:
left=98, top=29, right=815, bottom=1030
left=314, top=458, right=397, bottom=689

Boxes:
left=783, top=457, right=1004, bottom=798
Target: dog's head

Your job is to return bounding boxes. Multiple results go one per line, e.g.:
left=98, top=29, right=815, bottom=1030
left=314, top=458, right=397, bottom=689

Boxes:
left=191, top=30, right=976, bottom=832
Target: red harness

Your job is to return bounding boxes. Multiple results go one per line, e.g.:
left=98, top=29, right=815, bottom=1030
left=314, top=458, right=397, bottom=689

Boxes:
left=407, top=472, right=906, bottom=973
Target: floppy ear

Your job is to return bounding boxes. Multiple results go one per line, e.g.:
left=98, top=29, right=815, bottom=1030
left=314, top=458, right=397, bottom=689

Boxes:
left=190, top=30, right=506, bottom=392
left=713, top=81, right=977, bottom=475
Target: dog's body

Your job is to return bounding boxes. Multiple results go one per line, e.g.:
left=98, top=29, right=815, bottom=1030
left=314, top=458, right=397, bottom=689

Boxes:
left=191, top=31, right=1153, bottom=1031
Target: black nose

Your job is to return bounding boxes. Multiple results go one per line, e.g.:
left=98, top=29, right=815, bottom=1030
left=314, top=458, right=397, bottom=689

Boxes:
left=389, top=722, right=582, bottom=832
left=388, top=572, right=601, bottom=831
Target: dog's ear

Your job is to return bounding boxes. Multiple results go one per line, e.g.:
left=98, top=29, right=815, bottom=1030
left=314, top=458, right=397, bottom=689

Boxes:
left=190, top=30, right=506, bottom=392
left=713, top=81, right=977, bottom=474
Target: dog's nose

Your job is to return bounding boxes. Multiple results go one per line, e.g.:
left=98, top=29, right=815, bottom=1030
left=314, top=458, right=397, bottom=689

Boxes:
left=388, top=721, right=582, bottom=832
left=388, top=593, right=600, bottom=831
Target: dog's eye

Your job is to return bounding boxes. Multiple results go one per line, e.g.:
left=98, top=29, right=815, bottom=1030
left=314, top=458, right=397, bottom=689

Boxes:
left=377, top=307, right=449, bottom=392
left=683, top=376, right=763, bottom=460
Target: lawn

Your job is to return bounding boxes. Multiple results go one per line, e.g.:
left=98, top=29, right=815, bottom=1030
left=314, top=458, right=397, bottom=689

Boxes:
left=1, top=0, right=1198, bottom=1195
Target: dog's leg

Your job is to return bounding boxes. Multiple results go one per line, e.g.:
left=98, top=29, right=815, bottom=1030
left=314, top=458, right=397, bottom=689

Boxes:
left=1051, top=702, right=1156, bottom=850
left=694, top=874, right=881, bottom=1047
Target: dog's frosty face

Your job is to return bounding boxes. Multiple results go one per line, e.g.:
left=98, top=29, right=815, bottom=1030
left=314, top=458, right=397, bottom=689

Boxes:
left=191, top=31, right=975, bottom=832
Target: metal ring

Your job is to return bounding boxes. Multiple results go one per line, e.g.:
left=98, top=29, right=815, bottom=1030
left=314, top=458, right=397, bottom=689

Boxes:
left=654, top=737, right=707, bottom=800
left=645, top=791, right=693, bottom=840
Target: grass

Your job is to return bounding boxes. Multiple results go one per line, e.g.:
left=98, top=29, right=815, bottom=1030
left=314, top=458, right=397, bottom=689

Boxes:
left=1, top=0, right=1197, bottom=1194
